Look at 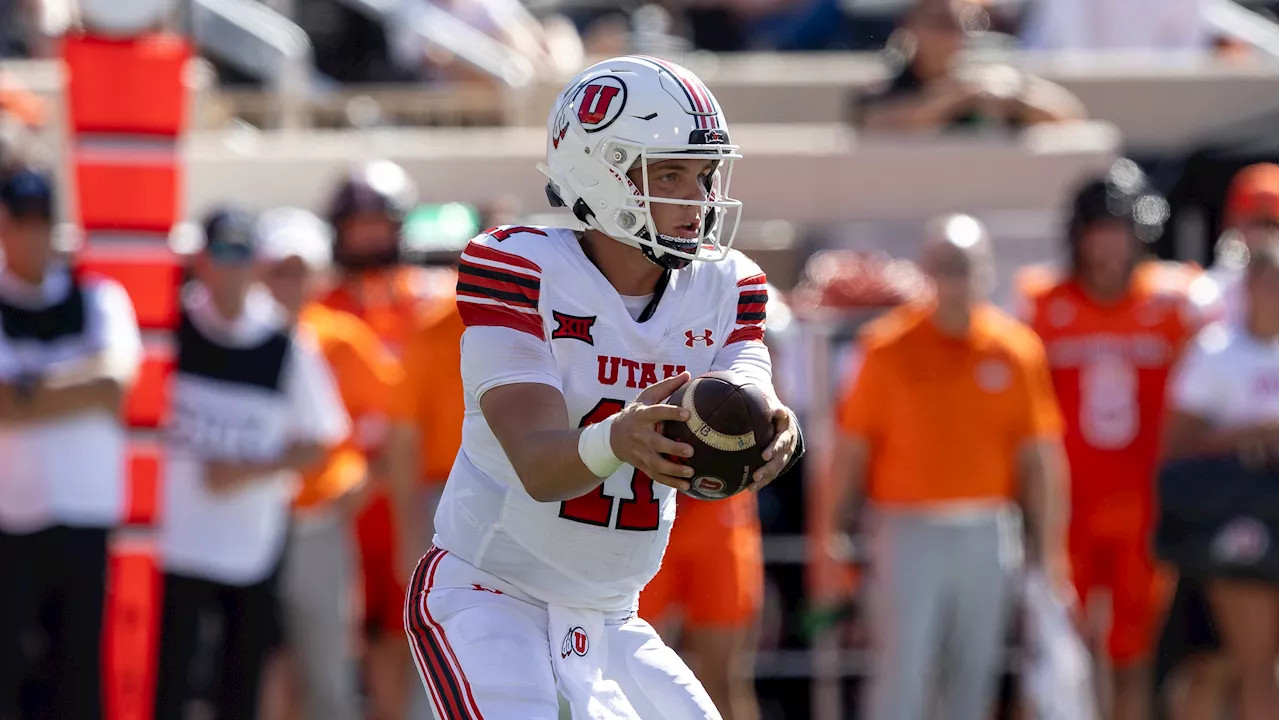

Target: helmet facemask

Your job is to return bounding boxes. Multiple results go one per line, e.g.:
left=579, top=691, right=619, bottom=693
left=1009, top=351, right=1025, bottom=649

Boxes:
left=580, top=137, right=742, bottom=271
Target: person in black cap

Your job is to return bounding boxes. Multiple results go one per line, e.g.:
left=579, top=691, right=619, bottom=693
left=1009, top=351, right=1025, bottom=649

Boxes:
left=0, top=167, right=143, bottom=720
left=154, top=206, right=350, bottom=720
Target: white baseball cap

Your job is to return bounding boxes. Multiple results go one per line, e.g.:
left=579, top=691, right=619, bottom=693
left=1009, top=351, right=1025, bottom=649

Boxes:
left=254, top=207, right=333, bottom=271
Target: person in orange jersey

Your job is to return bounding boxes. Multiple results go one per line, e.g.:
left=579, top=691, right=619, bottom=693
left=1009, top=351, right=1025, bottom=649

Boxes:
left=637, top=284, right=795, bottom=720
left=317, top=160, right=450, bottom=720
left=835, top=215, right=1070, bottom=720
left=253, top=207, right=404, bottom=720
left=1015, top=160, right=1220, bottom=720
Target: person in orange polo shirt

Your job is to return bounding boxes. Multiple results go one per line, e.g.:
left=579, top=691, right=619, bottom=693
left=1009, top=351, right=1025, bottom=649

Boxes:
left=1016, top=162, right=1218, bottom=720
left=255, top=207, right=404, bottom=720
left=317, top=161, right=452, bottom=720
left=833, top=215, right=1069, bottom=720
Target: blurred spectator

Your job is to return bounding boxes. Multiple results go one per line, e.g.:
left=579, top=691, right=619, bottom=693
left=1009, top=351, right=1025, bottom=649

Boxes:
left=852, top=0, right=1085, bottom=132
left=1163, top=242, right=1279, bottom=720
left=256, top=207, right=401, bottom=720
left=1201, top=163, right=1280, bottom=326
left=317, top=161, right=448, bottom=720
left=0, top=167, right=142, bottom=720
left=832, top=215, right=1068, bottom=720
left=1016, top=160, right=1215, bottom=720
left=154, top=207, right=348, bottom=720
left=387, top=0, right=584, bottom=83
left=1022, top=0, right=1209, bottom=52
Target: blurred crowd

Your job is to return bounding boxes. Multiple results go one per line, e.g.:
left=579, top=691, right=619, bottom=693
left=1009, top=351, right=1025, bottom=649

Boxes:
left=4, top=0, right=1279, bottom=81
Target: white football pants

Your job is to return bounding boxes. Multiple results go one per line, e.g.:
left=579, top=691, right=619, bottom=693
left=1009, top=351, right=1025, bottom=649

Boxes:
left=403, top=546, right=722, bottom=720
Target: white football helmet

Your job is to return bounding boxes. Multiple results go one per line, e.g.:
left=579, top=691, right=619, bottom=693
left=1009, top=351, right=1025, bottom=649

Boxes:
left=538, top=55, right=743, bottom=270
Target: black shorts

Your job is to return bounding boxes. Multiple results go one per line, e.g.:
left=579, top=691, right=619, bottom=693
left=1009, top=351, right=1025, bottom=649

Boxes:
left=1155, top=575, right=1221, bottom=693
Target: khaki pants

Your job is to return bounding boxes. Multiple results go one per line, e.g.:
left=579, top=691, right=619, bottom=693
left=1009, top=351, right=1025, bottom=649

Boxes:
left=862, top=506, right=1023, bottom=720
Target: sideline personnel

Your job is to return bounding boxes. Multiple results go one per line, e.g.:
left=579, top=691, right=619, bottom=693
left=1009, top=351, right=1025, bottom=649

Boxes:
left=832, top=215, right=1069, bottom=720
left=0, top=167, right=143, bottom=720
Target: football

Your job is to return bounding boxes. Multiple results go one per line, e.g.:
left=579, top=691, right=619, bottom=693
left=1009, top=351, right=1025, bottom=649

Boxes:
left=662, top=371, right=776, bottom=500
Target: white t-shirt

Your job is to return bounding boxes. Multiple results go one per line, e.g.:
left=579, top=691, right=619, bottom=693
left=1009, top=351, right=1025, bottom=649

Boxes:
left=1169, top=323, right=1280, bottom=430
left=160, top=283, right=349, bottom=585
left=0, top=264, right=143, bottom=533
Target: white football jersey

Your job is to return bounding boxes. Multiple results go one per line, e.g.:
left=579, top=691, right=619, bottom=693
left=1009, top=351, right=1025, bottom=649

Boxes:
left=432, top=225, right=774, bottom=612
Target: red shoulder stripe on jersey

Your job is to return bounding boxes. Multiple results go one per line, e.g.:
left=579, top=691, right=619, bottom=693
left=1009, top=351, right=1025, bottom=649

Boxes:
left=737, top=286, right=768, bottom=324
left=736, top=273, right=767, bottom=288
left=458, top=301, right=546, bottom=341
left=458, top=261, right=540, bottom=309
left=462, top=241, right=542, bottom=275
left=726, top=325, right=766, bottom=345
left=407, top=548, right=486, bottom=720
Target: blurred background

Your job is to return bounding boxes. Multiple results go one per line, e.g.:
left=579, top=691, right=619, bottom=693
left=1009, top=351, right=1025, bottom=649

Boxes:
left=0, top=0, right=1277, bottom=718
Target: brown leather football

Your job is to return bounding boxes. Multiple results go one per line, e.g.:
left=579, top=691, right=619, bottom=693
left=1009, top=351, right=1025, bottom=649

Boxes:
left=662, top=370, right=776, bottom=500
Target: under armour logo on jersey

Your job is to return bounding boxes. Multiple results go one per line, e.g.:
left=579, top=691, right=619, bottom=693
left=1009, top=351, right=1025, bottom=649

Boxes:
left=561, top=626, right=590, bottom=659
left=685, top=329, right=714, bottom=347
left=552, top=311, right=596, bottom=345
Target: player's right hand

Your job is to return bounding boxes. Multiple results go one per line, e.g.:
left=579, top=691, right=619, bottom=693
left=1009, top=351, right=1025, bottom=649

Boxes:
left=609, top=372, right=696, bottom=492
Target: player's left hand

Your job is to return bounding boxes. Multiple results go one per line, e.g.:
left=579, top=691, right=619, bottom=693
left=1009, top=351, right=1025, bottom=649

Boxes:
left=747, top=404, right=799, bottom=492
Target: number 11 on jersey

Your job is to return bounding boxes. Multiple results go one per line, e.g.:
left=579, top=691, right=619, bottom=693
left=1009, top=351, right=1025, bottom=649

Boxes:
left=559, top=399, right=661, bottom=531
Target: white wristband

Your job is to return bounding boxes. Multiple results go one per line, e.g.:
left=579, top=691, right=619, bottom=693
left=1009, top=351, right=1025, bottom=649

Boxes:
left=578, top=415, right=624, bottom=478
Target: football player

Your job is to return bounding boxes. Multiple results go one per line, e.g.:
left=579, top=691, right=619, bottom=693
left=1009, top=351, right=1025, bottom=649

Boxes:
left=1016, top=160, right=1219, bottom=720
left=317, top=161, right=453, bottom=720
left=403, top=56, right=803, bottom=719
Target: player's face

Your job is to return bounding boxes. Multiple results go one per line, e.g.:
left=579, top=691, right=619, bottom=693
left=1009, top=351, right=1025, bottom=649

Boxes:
left=0, top=213, right=53, bottom=278
left=261, top=255, right=312, bottom=315
left=628, top=159, right=714, bottom=241
left=1077, top=220, right=1134, bottom=292
left=338, top=211, right=399, bottom=260
left=196, top=251, right=256, bottom=304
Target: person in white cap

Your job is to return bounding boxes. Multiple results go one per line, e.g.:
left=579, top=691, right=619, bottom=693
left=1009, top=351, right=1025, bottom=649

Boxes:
left=255, top=207, right=404, bottom=720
